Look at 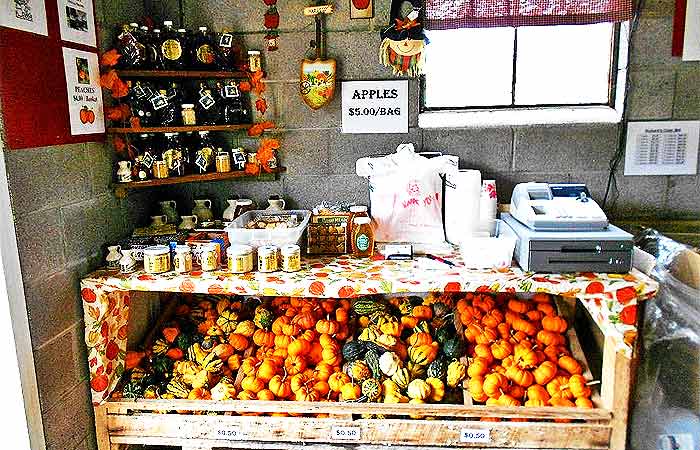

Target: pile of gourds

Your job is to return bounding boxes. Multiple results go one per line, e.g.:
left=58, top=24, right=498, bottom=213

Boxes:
left=458, top=292, right=596, bottom=419
left=341, top=294, right=469, bottom=410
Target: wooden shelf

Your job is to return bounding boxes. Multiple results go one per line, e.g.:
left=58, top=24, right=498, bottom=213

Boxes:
left=113, top=167, right=285, bottom=198
left=116, top=69, right=248, bottom=79
left=108, top=124, right=253, bottom=134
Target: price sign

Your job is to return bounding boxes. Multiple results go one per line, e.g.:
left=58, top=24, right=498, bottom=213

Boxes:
left=341, top=80, right=408, bottom=134
left=214, top=427, right=247, bottom=440
left=460, top=428, right=491, bottom=444
left=331, top=426, right=361, bottom=441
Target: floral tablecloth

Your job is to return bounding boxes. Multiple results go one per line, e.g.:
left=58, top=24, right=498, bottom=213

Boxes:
left=81, top=254, right=657, bottom=405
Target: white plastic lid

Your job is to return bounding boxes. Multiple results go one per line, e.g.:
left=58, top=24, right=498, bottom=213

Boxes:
left=350, top=205, right=368, bottom=213
left=199, top=26, right=208, bottom=31
left=143, top=245, right=170, bottom=255
left=177, top=28, right=186, bottom=33
left=281, top=244, right=300, bottom=255
left=353, top=217, right=371, bottom=225
left=129, top=22, right=139, bottom=27
left=140, top=133, right=149, bottom=137
left=248, top=50, right=261, bottom=55
left=258, top=245, right=277, bottom=254
left=140, top=26, right=149, bottom=31
left=153, top=28, right=161, bottom=33
left=174, top=245, right=191, bottom=253
left=237, top=199, right=253, bottom=206
left=181, top=103, right=194, bottom=108
left=227, top=244, right=253, bottom=256
left=163, top=20, right=173, bottom=26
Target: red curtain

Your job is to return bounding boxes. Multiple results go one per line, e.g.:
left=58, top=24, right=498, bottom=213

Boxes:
left=424, top=0, right=634, bottom=29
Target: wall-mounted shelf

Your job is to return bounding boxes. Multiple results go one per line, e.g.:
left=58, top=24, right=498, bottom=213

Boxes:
left=107, top=124, right=253, bottom=134
left=113, top=167, right=285, bottom=198
left=116, top=70, right=248, bottom=79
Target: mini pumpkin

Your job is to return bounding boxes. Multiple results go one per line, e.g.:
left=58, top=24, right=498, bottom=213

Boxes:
left=491, top=339, right=513, bottom=360
left=533, top=360, right=558, bottom=385
left=329, top=372, right=351, bottom=392
left=316, top=317, right=340, bottom=335
left=340, top=382, right=361, bottom=400
left=447, top=359, right=467, bottom=388
left=288, top=337, right=312, bottom=357
left=506, top=365, right=534, bottom=387
left=253, top=329, right=275, bottom=347
left=542, top=315, right=568, bottom=334
left=379, top=351, right=402, bottom=377
left=568, top=374, right=592, bottom=398
left=407, top=379, right=432, bottom=400
left=558, top=355, right=583, bottom=375
left=467, top=357, right=490, bottom=378
left=234, top=320, right=256, bottom=337
left=425, top=377, right=445, bottom=402
left=241, top=375, right=266, bottom=393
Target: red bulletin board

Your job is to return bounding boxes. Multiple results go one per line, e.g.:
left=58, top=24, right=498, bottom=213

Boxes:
left=0, top=0, right=104, bottom=149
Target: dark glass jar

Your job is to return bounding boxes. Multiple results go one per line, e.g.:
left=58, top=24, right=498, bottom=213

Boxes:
left=162, top=133, right=186, bottom=176
left=196, top=82, right=220, bottom=125
left=160, top=21, right=185, bottom=70
left=193, top=131, right=215, bottom=174
left=192, top=26, right=216, bottom=69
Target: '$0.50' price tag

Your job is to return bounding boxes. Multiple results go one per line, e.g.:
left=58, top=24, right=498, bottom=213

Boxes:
left=331, top=426, right=361, bottom=441
left=460, top=428, right=491, bottom=443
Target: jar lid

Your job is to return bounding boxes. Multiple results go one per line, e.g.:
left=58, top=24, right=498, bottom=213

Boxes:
left=174, top=245, right=190, bottom=253
left=350, top=205, right=368, bottom=213
left=227, top=244, right=253, bottom=255
left=281, top=244, right=300, bottom=255
left=163, top=20, right=173, bottom=26
left=248, top=50, right=261, bottom=55
left=140, top=26, right=149, bottom=31
left=354, top=217, right=371, bottom=225
left=181, top=103, right=194, bottom=108
left=199, top=26, right=208, bottom=31
left=177, top=28, right=186, bottom=32
left=237, top=199, right=253, bottom=206
left=144, top=245, right=170, bottom=254
left=258, top=245, right=277, bottom=254
left=153, top=29, right=160, bottom=33
left=129, top=22, right=138, bottom=27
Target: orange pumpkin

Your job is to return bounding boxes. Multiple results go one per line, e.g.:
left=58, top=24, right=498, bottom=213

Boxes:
left=491, top=339, right=513, bottom=360
left=542, top=315, right=568, bottom=333
left=241, top=357, right=260, bottom=376
left=188, top=387, right=211, bottom=400
left=508, top=299, right=531, bottom=314
left=228, top=333, right=249, bottom=351
left=474, top=344, right=494, bottom=364
left=475, top=327, right=499, bottom=345
left=253, top=329, right=275, bottom=347
left=316, top=318, right=340, bottom=335
left=482, top=310, right=504, bottom=328
left=295, top=386, right=320, bottom=402
left=526, top=310, right=545, bottom=322
left=288, top=338, right=312, bottom=357
left=256, top=359, right=279, bottom=382
left=512, top=318, right=537, bottom=336
left=536, top=303, right=556, bottom=316
left=329, top=372, right=351, bottom=392
left=282, top=323, right=301, bottom=337
left=575, top=397, right=594, bottom=408
left=314, top=362, right=334, bottom=381
left=546, top=375, right=573, bottom=399
left=274, top=334, right=293, bottom=349
left=473, top=295, right=496, bottom=312
left=568, top=374, right=592, bottom=398
left=290, top=373, right=310, bottom=393
left=412, top=305, right=433, bottom=320
left=526, top=384, right=550, bottom=402
left=285, top=355, right=307, bottom=375
left=213, top=343, right=234, bottom=361
left=241, top=376, right=266, bottom=393
left=483, top=373, right=508, bottom=398
left=313, top=380, right=330, bottom=396
left=508, top=384, right=526, bottom=399
left=269, top=374, right=292, bottom=399
left=407, top=332, right=433, bottom=347
left=536, top=330, right=566, bottom=347
left=532, top=292, right=552, bottom=304
left=467, top=357, right=490, bottom=378
left=321, top=348, right=341, bottom=365
left=505, top=365, right=534, bottom=387
left=271, top=316, right=291, bottom=335
left=497, top=322, right=511, bottom=339
left=558, top=355, right=583, bottom=375
left=335, top=307, right=349, bottom=323
left=257, top=389, right=276, bottom=400
left=544, top=345, right=570, bottom=363
left=532, top=361, right=558, bottom=385
left=293, top=311, right=316, bottom=329
left=307, top=341, right=324, bottom=365
left=237, top=390, right=257, bottom=401
left=227, top=354, right=242, bottom=371
left=340, top=382, right=360, bottom=400
left=497, top=393, right=521, bottom=406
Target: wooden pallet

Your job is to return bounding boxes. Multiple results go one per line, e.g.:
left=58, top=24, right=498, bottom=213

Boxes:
left=95, top=295, right=632, bottom=450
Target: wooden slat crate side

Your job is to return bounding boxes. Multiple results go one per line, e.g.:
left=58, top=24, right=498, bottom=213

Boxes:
left=107, top=414, right=612, bottom=449
left=105, top=398, right=611, bottom=420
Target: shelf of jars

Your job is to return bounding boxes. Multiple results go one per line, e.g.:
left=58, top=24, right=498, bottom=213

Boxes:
left=107, top=124, right=255, bottom=134
left=116, top=70, right=249, bottom=79
left=112, top=166, right=285, bottom=198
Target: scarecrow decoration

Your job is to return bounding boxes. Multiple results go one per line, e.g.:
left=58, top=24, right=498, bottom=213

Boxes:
left=379, top=0, right=426, bottom=77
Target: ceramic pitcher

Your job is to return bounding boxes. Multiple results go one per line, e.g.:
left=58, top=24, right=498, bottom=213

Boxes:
left=192, top=199, right=214, bottom=221
left=116, top=161, right=132, bottom=183
left=159, top=200, right=179, bottom=226
left=179, top=215, right=198, bottom=230
left=106, top=245, right=122, bottom=269
left=119, top=249, right=137, bottom=274
left=266, top=195, right=285, bottom=211
left=150, top=215, right=168, bottom=227
left=222, top=199, right=238, bottom=221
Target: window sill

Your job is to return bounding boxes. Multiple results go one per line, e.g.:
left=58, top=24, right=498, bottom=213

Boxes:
left=418, top=105, right=623, bottom=129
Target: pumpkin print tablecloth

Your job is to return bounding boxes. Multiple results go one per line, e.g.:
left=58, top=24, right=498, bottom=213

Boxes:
left=81, top=254, right=657, bottom=405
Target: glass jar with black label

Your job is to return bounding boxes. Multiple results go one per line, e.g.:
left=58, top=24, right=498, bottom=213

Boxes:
left=196, top=82, right=220, bottom=125
left=153, top=89, right=177, bottom=126
left=162, top=133, right=186, bottom=176
left=116, top=23, right=146, bottom=69
left=193, top=131, right=215, bottom=174
left=128, top=81, right=156, bottom=127
left=193, top=26, right=216, bottom=69
left=132, top=133, right=155, bottom=181
left=160, top=21, right=185, bottom=69
left=219, top=81, right=246, bottom=124
left=143, top=26, right=163, bottom=70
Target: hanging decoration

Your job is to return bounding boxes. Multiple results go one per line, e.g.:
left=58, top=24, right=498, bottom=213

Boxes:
left=263, top=0, right=280, bottom=51
left=379, top=0, right=426, bottom=77
left=299, top=3, right=336, bottom=110
left=350, top=0, right=374, bottom=19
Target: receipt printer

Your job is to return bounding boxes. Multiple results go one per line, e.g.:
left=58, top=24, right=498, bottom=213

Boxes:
left=510, top=182, right=608, bottom=231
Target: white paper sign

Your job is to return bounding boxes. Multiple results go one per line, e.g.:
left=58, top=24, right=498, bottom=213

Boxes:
left=683, top=0, right=700, bottom=61
left=331, top=425, right=361, bottom=441
left=213, top=427, right=247, bottom=440
left=624, top=121, right=699, bottom=175
left=342, top=80, right=408, bottom=134
left=62, top=47, right=105, bottom=135
left=460, top=428, right=491, bottom=444
left=0, top=0, right=47, bottom=36
left=58, top=0, right=96, bottom=47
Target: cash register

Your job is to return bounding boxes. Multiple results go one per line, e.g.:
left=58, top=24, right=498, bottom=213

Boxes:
left=503, top=183, right=633, bottom=273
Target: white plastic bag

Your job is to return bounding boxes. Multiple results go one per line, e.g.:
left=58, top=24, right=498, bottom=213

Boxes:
left=356, top=143, right=453, bottom=245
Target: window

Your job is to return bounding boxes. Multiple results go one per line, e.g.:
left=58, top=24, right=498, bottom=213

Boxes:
left=420, top=22, right=629, bottom=127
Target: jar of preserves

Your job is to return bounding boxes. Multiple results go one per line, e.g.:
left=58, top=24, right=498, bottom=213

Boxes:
left=227, top=245, right=254, bottom=273
left=257, top=245, right=278, bottom=272
left=280, top=244, right=301, bottom=272
left=143, top=245, right=171, bottom=273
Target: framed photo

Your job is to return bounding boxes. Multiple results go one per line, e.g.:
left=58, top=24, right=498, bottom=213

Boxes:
left=0, top=0, right=48, bottom=35
left=350, top=0, right=373, bottom=19
left=57, top=0, right=96, bottom=47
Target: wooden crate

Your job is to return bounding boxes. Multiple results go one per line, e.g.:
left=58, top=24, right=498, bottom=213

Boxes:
left=95, top=295, right=632, bottom=450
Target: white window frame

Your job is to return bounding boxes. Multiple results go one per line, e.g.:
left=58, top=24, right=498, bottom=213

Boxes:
left=418, top=22, right=630, bottom=128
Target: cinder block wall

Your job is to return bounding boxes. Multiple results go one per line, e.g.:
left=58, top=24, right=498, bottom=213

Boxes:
left=141, top=0, right=699, bottom=219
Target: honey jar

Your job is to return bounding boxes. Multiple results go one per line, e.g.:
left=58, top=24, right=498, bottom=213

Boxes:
left=257, top=245, right=278, bottom=272
left=143, top=245, right=171, bottom=274
left=227, top=245, right=254, bottom=273
left=280, top=244, right=301, bottom=272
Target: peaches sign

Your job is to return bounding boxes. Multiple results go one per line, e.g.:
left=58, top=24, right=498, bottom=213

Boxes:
left=62, top=47, right=105, bottom=135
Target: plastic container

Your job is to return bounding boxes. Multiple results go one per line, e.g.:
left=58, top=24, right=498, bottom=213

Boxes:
left=225, top=209, right=311, bottom=248
left=459, top=219, right=517, bottom=269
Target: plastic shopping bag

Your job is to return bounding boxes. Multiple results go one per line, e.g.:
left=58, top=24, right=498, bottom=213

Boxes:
left=356, top=143, right=454, bottom=245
